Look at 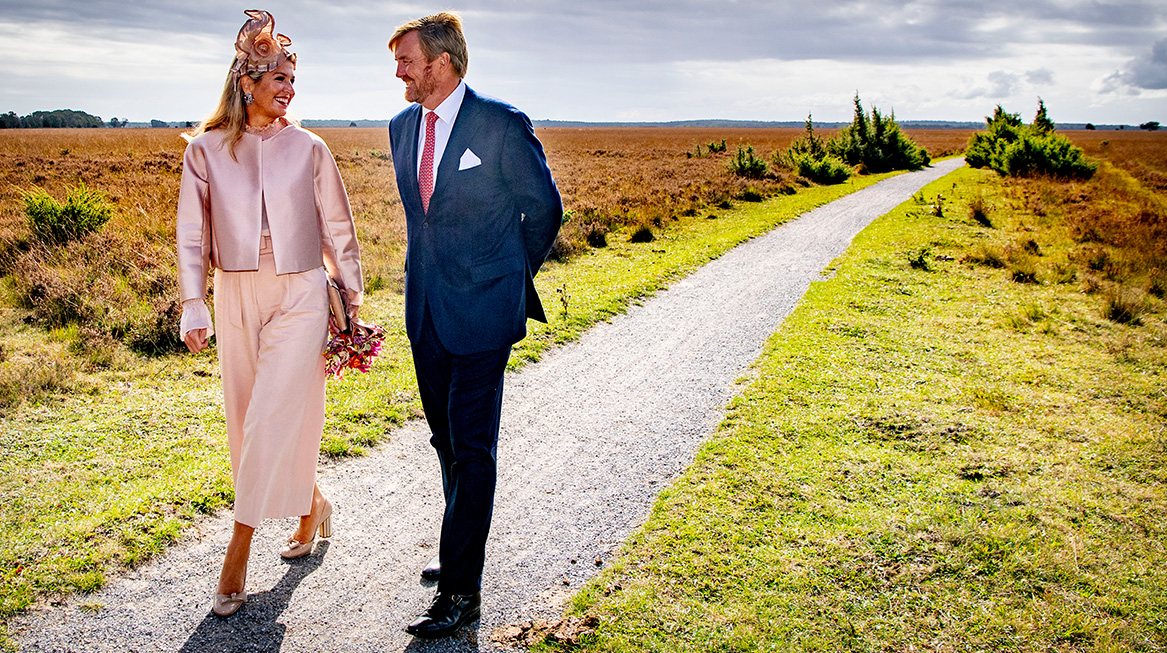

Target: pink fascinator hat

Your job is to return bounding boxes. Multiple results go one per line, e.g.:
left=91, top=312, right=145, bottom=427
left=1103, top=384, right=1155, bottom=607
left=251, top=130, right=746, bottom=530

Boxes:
left=231, top=9, right=296, bottom=77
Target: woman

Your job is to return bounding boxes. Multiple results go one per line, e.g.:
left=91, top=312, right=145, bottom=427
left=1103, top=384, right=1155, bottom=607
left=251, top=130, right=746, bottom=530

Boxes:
left=176, top=10, right=363, bottom=617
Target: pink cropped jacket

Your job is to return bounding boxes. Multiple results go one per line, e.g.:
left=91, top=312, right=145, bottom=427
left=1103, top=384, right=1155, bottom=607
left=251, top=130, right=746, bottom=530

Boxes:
left=176, top=125, right=363, bottom=303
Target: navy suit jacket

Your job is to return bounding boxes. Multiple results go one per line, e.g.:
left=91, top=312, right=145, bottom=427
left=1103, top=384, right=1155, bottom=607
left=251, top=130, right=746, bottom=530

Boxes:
left=389, top=86, right=562, bottom=355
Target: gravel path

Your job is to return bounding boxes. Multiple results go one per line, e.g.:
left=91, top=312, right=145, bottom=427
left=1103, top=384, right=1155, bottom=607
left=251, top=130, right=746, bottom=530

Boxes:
left=13, top=158, right=964, bottom=652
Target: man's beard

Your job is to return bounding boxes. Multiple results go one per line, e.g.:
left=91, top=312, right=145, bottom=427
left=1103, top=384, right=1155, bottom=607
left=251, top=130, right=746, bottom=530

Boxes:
left=406, top=64, right=437, bottom=104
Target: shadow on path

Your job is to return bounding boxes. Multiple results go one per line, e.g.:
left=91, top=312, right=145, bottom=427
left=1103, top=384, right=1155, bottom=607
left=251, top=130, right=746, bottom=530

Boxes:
left=178, top=541, right=330, bottom=653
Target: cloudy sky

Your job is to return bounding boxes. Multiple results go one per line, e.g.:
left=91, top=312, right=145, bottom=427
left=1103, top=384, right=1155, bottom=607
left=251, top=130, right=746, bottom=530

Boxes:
left=1, top=0, right=1165, bottom=125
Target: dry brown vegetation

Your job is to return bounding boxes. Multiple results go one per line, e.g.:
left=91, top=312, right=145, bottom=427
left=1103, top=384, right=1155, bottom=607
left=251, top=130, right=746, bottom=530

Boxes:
left=0, top=125, right=1153, bottom=373
left=0, top=126, right=971, bottom=288
left=1066, top=129, right=1167, bottom=190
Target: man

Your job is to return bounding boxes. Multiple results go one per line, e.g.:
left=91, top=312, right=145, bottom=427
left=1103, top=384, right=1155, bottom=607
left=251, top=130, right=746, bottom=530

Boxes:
left=387, top=12, right=562, bottom=639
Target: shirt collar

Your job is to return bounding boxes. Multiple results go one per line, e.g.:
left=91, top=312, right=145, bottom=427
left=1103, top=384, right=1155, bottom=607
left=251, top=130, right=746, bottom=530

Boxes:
left=423, top=80, right=466, bottom=127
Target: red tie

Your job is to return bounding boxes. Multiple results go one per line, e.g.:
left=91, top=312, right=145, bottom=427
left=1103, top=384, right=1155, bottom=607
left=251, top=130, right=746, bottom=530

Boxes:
left=419, top=111, right=438, bottom=213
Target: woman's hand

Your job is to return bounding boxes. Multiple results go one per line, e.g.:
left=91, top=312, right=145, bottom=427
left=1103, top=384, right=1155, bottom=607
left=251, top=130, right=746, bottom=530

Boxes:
left=346, top=289, right=361, bottom=323
left=327, top=288, right=360, bottom=335
left=184, top=328, right=209, bottom=354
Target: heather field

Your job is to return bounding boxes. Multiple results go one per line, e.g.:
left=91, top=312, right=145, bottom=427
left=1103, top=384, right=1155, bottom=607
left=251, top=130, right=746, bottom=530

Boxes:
left=0, top=126, right=973, bottom=357
left=0, top=126, right=975, bottom=282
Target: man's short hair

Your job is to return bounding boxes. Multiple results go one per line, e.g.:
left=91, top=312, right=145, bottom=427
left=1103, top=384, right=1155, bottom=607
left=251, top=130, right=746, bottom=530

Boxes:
left=389, top=12, right=468, bottom=78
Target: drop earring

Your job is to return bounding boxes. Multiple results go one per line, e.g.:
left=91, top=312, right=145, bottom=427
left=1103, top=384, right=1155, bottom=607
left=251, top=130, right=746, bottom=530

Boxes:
left=243, top=92, right=254, bottom=106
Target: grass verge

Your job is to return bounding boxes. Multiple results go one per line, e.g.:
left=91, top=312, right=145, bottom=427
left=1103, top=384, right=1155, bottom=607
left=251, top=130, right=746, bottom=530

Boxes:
left=0, top=171, right=895, bottom=646
left=544, top=165, right=1167, bottom=650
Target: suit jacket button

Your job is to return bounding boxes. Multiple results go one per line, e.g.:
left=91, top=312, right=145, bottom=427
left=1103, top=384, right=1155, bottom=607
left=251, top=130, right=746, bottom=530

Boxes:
left=422, top=222, right=429, bottom=228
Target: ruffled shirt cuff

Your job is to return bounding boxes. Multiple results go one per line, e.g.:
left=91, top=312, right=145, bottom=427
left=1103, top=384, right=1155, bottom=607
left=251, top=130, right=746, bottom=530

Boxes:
left=179, top=299, right=214, bottom=340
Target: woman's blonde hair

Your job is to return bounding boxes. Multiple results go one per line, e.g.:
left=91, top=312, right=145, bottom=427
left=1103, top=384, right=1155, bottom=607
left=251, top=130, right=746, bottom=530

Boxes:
left=184, top=65, right=262, bottom=157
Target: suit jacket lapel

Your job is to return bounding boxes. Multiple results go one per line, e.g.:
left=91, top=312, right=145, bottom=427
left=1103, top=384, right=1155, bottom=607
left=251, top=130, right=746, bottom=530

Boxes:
left=398, top=105, right=423, bottom=215
left=432, top=87, right=483, bottom=208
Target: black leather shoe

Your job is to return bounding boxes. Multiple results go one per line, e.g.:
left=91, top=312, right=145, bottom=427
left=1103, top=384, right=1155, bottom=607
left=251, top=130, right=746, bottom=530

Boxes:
left=420, top=555, right=441, bottom=581
left=405, top=591, right=481, bottom=639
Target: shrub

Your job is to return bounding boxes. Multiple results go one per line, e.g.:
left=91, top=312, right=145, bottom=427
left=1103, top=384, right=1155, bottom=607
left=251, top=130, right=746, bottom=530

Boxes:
left=1010, top=259, right=1039, bottom=284
left=908, top=247, right=932, bottom=271
left=707, top=139, right=727, bottom=153
left=786, top=151, right=851, bottom=185
left=963, top=244, right=1007, bottom=269
left=629, top=225, right=654, bottom=243
left=1103, top=289, right=1148, bottom=325
left=829, top=95, right=930, bottom=173
left=1079, top=247, right=1127, bottom=281
left=999, top=134, right=1097, bottom=178
left=727, top=145, right=767, bottom=179
left=737, top=187, right=764, bottom=202
left=9, top=230, right=185, bottom=354
left=23, top=184, right=113, bottom=246
left=772, top=116, right=852, bottom=184
left=550, top=210, right=614, bottom=259
left=548, top=233, right=584, bottom=261
left=584, top=222, right=609, bottom=248
left=966, top=102, right=1097, bottom=179
left=968, top=196, right=993, bottom=227
left=1032, top=98, right=1056, bottom=134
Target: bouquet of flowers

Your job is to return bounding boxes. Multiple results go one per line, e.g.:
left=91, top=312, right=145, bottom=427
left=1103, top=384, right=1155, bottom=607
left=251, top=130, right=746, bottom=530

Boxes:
left=323, top=320, right=386, bottom=379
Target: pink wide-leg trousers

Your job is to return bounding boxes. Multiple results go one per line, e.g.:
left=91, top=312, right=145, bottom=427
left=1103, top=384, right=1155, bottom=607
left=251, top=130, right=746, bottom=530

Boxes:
left=213, top=236, right=330, bottom=528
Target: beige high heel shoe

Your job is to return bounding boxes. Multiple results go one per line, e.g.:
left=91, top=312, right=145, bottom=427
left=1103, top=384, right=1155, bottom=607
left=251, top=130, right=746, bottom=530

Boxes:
left=212, top=591, right=247, bottom=617
left=280, top=498, right=333, bottom=559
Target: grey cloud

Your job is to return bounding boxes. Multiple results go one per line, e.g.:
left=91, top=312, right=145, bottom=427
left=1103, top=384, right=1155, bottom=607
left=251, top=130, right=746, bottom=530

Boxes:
left=1126, top=37, right=1167, bottom=88
left=1025, top=68, right=1054, bottom=85
left=954, top=70, right=1027, bottom=99
left=4, top=0, right=1165, bottom=67
left=0, top=0, right=236, bottom=36
left=1097, top=37, right=1167, bottom=92
left=987, top=71, right=1020, bottom=95
left=1094, top=70, right=1125, bottom=94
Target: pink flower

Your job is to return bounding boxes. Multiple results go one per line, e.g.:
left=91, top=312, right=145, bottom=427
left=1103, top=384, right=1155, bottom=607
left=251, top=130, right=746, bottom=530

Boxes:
left=323, top=321, right=387, bottom=380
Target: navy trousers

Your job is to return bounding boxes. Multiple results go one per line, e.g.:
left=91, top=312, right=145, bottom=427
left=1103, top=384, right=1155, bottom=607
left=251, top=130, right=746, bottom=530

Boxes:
left=410, top=304, right=511, bottom=595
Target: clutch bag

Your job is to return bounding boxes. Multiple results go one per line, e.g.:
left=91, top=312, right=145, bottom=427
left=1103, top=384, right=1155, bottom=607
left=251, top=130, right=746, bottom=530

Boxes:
left=327, top=278, right=350, bottom=334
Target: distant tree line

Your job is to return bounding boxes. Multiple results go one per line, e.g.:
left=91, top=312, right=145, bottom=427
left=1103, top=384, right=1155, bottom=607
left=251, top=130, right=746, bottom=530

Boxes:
left=0, top=109, right=104, bottom=128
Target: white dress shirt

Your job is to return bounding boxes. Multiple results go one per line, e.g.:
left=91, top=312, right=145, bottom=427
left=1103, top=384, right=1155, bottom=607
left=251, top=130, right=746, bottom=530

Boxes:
left=416, top=80, right=467, bottom=185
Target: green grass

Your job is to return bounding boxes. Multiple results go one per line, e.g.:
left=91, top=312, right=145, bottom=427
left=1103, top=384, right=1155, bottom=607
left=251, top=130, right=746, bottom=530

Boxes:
left=0, top=170, right=894, bottom=645
left=548, top=166, right=1167, bottom=651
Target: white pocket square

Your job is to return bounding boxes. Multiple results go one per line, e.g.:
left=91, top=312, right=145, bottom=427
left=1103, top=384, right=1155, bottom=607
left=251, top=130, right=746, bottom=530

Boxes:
left=458, top=148, right=481, bottom=170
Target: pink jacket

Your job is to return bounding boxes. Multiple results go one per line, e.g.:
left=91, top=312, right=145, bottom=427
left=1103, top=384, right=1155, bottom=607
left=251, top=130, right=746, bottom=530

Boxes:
left=176, top=125, right=363, bottom=302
